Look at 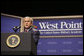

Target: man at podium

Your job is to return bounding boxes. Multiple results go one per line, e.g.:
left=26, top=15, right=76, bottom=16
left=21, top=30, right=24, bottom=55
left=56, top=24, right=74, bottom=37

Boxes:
left=22, top=16, right=40, bottom=45
left=1, top=17, right=39, bottom=55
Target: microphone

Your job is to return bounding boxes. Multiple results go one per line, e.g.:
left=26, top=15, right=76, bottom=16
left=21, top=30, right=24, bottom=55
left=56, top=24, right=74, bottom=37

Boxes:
left=13, top=26, right=21, bottom=32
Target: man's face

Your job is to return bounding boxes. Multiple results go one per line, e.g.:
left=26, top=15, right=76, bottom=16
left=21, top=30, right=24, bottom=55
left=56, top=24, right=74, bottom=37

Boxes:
left=24, top=18, right=32, bottom=29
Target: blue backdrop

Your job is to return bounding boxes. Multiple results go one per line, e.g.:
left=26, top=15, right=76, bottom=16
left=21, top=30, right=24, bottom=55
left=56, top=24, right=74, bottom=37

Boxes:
left=37, top=38, right=83, bottom=55
left=1, top=15, right=21, bottom=33
left=33, top=18, right=83, bottom=55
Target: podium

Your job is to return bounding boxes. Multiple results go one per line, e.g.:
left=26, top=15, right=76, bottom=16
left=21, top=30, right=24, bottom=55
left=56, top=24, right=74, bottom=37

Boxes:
left=1, top=32, right=37, bottom=55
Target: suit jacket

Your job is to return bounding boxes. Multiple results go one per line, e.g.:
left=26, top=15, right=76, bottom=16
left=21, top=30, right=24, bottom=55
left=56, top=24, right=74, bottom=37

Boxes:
left=24, top=26, right=40, bottom=45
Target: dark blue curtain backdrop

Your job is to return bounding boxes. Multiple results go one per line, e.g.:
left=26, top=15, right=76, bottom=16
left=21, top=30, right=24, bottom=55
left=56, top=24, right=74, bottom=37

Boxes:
left=1, top=15, right=21, bottom=33
left=37, top=38, right=83, bottom=55
left=33, top=18, right=83, bottom=55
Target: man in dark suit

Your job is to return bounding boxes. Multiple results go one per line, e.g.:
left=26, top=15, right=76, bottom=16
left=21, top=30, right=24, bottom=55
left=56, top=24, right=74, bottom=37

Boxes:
left=23, top=16, right=40, bottom=45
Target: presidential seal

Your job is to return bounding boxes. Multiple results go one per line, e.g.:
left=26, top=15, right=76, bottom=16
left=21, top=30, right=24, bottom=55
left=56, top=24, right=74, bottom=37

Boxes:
left=6, top=34, right=20, bottom=48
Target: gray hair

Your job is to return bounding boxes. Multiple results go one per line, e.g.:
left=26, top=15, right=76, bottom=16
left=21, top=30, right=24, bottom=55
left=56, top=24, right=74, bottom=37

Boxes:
left=23, top=16, right=33, bottom=23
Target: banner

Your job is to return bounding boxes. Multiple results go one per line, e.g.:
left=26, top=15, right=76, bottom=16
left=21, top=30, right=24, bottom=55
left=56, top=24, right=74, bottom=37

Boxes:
left=34, top=18, right=83, bottom=36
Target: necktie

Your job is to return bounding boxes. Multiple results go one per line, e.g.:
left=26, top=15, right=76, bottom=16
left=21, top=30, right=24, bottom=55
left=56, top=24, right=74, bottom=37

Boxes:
left=25, top=29, right=28, bottom=32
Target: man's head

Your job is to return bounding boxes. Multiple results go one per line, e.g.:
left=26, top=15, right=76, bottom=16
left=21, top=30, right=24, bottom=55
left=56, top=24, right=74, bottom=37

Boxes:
left=23, top=17, right=33, bottom=29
